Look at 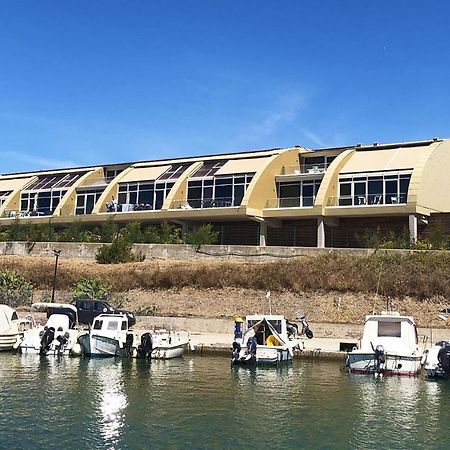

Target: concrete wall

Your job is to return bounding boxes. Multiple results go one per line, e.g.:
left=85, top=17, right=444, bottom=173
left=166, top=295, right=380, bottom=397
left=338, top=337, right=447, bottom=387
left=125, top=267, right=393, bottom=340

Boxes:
left=0, top=240, right=443, bottom=261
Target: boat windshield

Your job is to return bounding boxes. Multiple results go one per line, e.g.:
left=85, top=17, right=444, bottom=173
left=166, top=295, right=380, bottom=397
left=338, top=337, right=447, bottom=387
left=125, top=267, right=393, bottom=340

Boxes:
left=378, top=321, right=401, bottom=338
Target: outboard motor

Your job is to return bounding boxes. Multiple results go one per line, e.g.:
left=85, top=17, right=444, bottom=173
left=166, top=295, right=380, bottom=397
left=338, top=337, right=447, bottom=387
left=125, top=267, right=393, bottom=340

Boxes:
left=55, top=332, right=69, bottom=353
left=245, top=336, right=257, bottom=363
left=137, top=332, right=153, bottom=358
left=299, top=315, right=313, bottom=339
left=123, top=333, right=134, bottom=357
left=40, top=327, right=56, bottom=355
left=231, top=341, right=241, bottom=364
left=438, top=343, right=450, bottom=378
left=374, top=344, right=386, bottom=375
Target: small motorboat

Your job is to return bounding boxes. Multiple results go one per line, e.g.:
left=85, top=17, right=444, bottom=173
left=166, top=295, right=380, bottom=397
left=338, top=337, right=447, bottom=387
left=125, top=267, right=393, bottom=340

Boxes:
left=19, top=303, right=83, bottom=356
left=423, top=341, right=450, bottom=379
left=231, top=314, right=313, bottom=366
left=0, top=305, right=25, bottom=351
left=135, top=329, right=191, bottom=359
left=346, top=311, right=423, bottom=377
left=79, top=313, right=134, bottom=357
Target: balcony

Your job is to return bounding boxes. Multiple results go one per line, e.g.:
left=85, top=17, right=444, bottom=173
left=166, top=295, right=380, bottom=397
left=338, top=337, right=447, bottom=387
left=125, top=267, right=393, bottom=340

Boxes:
left=1, top=208, right=54, bottom=218
left=327, top=193, right=408, bottom=207
left=265, top=196, right=316, bottom=208
left=171, top=197, right=236, bottom=209
left=280, top=163, right=329, bottom=176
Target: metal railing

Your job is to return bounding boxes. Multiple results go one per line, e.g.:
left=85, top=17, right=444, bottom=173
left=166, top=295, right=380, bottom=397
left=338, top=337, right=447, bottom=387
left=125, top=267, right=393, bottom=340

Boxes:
left=280, top=163, right=329, bottom=176
left=170, top=197, right=236, bottom=209
left=265, top=196, right=316, bottom=208
left=327, top=193, right=408, bottom=207
left=104, top=202, right=155, bottom=213
left=1, top=208, right=55, bottom=218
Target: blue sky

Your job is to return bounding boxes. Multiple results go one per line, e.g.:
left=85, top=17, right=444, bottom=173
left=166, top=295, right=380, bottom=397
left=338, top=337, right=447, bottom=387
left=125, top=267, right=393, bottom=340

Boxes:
left=1, top=1, right=449, bottom=173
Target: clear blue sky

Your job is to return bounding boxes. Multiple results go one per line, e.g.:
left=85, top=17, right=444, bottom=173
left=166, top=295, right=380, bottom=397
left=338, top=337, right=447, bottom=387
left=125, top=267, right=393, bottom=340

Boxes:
left=1, top=1, right=449, bottom=173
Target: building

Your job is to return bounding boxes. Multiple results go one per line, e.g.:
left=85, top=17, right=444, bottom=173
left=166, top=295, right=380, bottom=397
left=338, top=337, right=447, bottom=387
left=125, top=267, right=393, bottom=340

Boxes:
left=1, top=138, right=449, bottom=248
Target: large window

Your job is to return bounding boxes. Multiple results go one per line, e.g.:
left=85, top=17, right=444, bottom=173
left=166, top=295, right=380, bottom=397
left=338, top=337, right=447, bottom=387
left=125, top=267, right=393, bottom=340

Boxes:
left=75, top=188, right=105, bottom=215
left=276, top=180, right=321, bottom=207
left=187, top=173, right=254, bottom=208
left=302, top=155, right=336, bottom=173
left=338, top=172, right=411, bottom=206
left=20, top=190, right=67, bottom=215
left=0, top=191, right=11, bottom=208
left=117, top=181, right=175, bottom=211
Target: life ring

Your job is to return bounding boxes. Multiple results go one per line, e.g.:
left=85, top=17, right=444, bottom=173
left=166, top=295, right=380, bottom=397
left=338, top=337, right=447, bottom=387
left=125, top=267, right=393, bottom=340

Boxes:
left=266, top=335, right=281, bottom=346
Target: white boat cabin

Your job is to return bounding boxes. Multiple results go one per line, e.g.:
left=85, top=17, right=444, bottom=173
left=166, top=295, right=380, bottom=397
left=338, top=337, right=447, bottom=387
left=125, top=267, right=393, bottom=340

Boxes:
left=92, top=314, right=129, bottom=337
left=245, top=315, right=288, bottom=346
left=360, top=312, right=419, bottom=354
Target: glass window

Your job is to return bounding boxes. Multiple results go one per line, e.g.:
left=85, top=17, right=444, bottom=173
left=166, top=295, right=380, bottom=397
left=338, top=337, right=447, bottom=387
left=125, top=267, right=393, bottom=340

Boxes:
left=93, top=320, right=103, bottom=330
left=121, top=321, right=127, bottom=330
left=107, top=321, right=118, bottom=331
left=378, top=321, right=401, bottom=338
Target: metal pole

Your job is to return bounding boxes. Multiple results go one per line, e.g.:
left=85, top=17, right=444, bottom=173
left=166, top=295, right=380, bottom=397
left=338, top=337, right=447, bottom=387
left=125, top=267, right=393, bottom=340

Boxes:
left=51, top=250, right=61, bottom=302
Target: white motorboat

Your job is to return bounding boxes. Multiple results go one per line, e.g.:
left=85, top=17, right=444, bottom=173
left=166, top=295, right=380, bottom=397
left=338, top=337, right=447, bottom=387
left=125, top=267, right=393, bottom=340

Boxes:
left=80, top=313, right=191, bottom=359
left=0, top=305, right=23, bottom=351
left=231, top=314, right=313, bottom=365
left=19, top=303, right=83, bottom=356
left=346, top=311, right=423, bottom=377
left=79, top=313, right=134, bottom=357
left=423, top=341, right=450, bottom=379
left=135, top=329, right=190, bottom=359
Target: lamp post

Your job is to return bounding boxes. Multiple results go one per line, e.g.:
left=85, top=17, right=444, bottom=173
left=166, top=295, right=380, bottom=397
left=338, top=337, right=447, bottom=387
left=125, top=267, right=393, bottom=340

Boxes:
left=51, top=250, right=61, bottom=303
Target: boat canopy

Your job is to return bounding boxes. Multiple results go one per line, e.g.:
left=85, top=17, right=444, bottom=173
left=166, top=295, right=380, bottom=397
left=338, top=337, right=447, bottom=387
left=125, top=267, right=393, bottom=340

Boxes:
left=244, top=316, right=287, bottom=346
left=0, top=305, right=16, bottom=332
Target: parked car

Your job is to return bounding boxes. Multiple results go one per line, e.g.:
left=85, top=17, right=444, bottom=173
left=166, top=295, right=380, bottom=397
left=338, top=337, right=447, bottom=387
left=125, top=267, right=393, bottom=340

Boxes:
left=47, top=299, right=136, bottom=327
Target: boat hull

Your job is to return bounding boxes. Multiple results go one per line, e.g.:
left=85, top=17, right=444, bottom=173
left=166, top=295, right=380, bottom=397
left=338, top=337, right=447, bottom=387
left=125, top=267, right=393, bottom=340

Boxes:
left=233, top=346, right=292, bottom=366
left=150, top=343, right=187, bottom=359
left=79, top=334, right=124, bottom=357
left=347, top=352, right=422, bottom=377
left=0, top=333, right=20, bottom=351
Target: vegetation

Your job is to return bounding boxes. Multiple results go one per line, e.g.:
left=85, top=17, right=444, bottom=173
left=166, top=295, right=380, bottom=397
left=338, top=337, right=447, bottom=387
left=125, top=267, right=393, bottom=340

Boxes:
left=96, top=236, right=145, bottom=264
left=185, top=224, right=219, bottom=250
left=1, top=252, right=449, bottom=300
left=358, top=225, right=450, bottom=250
left=0, top=270, right=33, bottom=307
left=0, top=220, right=216, bottom=247
left=72, top=276, right=112, bottom=300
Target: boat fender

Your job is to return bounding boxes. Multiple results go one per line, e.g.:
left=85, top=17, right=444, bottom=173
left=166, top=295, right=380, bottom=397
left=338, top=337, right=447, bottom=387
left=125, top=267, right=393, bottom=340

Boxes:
left=70, top=342, right=82, bottom=357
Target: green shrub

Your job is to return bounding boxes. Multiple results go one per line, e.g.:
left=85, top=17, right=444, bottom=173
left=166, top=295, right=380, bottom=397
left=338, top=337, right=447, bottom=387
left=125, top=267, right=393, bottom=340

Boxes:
left=95, top=236, right=145, bottom=264
left=185, top=223, right=219, bottom=250
left=0, top=270, right=33, bottom=307
left=73, top=276, right=111, bottom=300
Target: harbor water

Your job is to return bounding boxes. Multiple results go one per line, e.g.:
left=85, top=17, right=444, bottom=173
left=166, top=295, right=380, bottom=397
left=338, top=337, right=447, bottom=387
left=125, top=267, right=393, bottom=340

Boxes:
left=1, top=353, right=449, bottom=449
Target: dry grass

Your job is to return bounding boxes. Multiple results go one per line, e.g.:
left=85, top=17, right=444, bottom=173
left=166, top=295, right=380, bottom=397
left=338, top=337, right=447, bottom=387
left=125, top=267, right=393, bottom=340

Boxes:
left=2, top=253, right=450, bottom=326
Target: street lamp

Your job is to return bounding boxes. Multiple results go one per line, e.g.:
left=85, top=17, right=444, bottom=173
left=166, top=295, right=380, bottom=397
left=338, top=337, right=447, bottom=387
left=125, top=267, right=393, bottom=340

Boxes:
left=51, top=250, right=61, bottom=303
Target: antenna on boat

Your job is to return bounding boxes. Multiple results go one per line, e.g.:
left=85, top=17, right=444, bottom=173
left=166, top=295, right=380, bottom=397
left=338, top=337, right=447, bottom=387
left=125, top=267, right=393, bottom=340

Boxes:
left=266, top=291, right=272, bottom=315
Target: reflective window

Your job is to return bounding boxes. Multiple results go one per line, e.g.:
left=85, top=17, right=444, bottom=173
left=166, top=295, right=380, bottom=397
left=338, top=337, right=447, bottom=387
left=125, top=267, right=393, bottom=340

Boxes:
left=378, top=321, right=401, bottom=338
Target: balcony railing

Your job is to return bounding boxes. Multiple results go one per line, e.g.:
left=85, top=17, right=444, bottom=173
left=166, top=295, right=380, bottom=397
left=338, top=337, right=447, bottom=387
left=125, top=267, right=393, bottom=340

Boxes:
left=171, top=197, right=236, bottom=209
left=280, top=163, right=329, bottom=176
left=104, top=202, right=155, bottom=213
left=265, top=196, right=316, bottom=208
left=1, top=208, right=55, bottom=218
left=327, top=193, right=408, bottom=207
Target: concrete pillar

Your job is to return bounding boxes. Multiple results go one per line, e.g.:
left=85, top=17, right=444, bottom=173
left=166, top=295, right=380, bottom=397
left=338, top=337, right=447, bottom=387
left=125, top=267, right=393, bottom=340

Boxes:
left=317, top=217, right=325, bottom=248
left=259, top=222, right=267, bottom=247
left=409, top=214, right=418, bottom=244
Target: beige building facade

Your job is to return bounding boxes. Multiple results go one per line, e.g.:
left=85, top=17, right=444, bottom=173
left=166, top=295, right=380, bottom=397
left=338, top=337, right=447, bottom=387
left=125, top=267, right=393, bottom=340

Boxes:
left=1, top=138, right=449, bottom=248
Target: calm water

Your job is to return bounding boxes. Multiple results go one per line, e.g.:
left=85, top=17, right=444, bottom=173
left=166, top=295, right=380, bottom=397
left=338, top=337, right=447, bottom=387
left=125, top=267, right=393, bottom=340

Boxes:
left=0, top=354, right=449, bottom=449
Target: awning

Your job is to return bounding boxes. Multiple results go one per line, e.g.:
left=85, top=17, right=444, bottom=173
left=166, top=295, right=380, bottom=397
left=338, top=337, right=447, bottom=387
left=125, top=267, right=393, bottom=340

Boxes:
left=119, top=166, right=171, bottom=183
left=215, top=157, right=271, bottom=175
left=340, top=146, right=425, bottom=174
left=0, top=177, right=34, bottom=192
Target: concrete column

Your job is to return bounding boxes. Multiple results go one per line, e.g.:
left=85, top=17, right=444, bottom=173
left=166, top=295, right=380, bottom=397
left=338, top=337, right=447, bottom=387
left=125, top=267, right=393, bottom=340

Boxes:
left=317, top=217, right=325, bottom=248
left=259, top=222, right=267, bottom=247
left=409, top=214, right=418, bottom=244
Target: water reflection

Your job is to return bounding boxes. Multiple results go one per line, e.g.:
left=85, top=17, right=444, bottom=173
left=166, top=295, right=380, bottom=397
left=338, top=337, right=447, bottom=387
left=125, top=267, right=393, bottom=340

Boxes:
left=87, top=359, right=128, bottom=447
